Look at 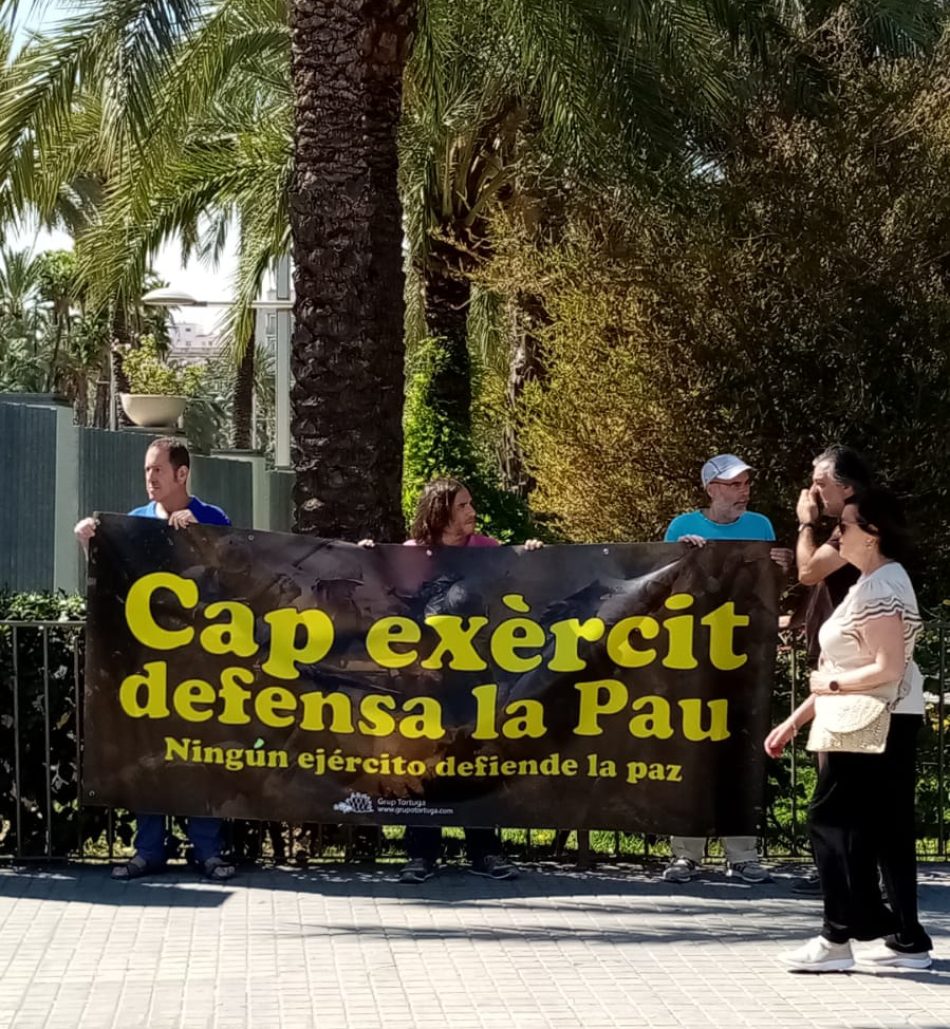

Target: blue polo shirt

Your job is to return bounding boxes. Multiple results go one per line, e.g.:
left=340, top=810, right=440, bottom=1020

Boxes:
left=665, top=510, right=775, bottom=542
left=128, top=496, right=231, bottom=526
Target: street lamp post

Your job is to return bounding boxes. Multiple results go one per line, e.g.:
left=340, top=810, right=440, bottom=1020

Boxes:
left=274, top=255, right=292, bottom=468
left=141, top=283, right=293, bottom=467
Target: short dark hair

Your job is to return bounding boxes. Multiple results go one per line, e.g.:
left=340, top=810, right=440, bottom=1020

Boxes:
left=844, top=487, right=912, bottom=565
left=814, top=445, right=873, bottom=495
left=410, top=477, right=468, bottom=545
left=148, top=436, right=190, bottom=470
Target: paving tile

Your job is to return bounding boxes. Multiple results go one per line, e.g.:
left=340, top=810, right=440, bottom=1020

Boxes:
left=0, top=864, right=948, bottom=1028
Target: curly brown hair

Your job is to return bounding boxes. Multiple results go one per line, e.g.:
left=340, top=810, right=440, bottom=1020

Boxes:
left=409, top=477, right=469, bottom=545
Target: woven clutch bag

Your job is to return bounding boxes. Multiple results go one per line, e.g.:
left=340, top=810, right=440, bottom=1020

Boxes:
left=806, top=693, right=892, bottom=755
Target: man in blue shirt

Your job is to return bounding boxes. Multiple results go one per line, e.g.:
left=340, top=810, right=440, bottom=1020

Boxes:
left=74, top=436, right=233, bottom=881
left=662, top=453, right=791, bottom=886
left=666, top=454, right=777, bottom=544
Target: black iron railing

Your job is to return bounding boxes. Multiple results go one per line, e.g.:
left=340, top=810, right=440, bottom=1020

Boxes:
left=2, top=619, right=947, bottom=864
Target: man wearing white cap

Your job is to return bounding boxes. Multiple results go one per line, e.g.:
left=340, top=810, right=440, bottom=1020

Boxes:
left=666, top=454, right=779, bottom=546
left=662, top=453, right=791, bottom=884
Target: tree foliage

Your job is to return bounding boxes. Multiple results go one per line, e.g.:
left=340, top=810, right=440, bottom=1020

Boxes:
left=3, top=0, right=950, bottom=541
left=402, top=332, right=535, bottom=542
left=479, top=27, right=950, bottom=600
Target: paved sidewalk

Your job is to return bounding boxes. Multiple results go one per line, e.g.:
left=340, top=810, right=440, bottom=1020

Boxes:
left=0, top=862, right=949, bottom=1029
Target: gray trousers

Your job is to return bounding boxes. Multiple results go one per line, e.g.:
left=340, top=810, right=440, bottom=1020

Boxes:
left=670, top=836, right=759, bottom=865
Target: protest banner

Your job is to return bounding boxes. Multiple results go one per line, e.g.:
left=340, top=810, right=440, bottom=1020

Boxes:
left=83, top=515, right=780, bottom=834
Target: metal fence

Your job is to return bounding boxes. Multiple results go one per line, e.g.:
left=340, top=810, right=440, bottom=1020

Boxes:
left=1, top=618, right=947, bottom=866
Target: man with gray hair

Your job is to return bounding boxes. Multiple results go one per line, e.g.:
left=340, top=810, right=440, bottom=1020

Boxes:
left=788, top=445, right=873, bottom=893
left=795, top=445, right=874, bottom=652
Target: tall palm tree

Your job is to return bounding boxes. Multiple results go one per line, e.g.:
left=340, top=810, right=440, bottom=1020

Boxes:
left=0, top=0, right=205, bottom=421
left=287, top=0, right=416, bottom=538
left=76, top=19, right=292, bottom=443
left=399, top=0, right=702, bottom=485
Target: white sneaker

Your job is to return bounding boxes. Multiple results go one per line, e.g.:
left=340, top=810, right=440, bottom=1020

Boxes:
left=779, top=936, right=855, bottom=972
left=859, top=943, right=932, bottom=970
left=726, top=860, right=772, bottom=884
left=662, top=858, right=699, bottom=883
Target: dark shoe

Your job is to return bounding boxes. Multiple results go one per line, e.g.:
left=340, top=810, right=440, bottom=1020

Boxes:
left=469, top=854, right=518, bottom=880
left=201, top=856, right=236, bottom=881
left=726, top=860, right=772, bottom=884
left=111, top=854, right=164, bottom=880
left=791, top=870, right=822, bottom=895
left=398, top=858, right=434, bottom=884
left=662, top=858, right=699, bottom=883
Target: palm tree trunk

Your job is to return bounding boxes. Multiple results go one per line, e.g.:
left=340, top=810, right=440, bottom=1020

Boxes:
left=74, top=374, right=89, bottom=427
left=289, top=0, right=416, bottom=540
left=422, top=263, right=472, bottom=455
left=232, top=335, right=255, bottom=450
left=93, top=350, right=111, bottom=428
left=111, top=305, right=133, bottom=427
left=503, top=291, right=550, bottom=497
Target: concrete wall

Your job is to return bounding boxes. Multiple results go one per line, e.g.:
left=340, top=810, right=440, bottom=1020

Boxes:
left=0, top=396, right=294, bottom=594
left=0, top=401, right=58, bottom=592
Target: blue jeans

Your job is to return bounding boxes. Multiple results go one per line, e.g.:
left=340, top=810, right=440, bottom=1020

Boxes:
left=406, top=826, right=497, bottom=865
left=134, top=814, right=222, bottom=866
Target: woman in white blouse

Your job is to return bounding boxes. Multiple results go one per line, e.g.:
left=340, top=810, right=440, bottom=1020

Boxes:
left=765, top=487, right=932, bottom=972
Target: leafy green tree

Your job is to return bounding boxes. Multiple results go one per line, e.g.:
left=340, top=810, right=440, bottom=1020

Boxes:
left=33, top=249, right=77, bottom=392
left=401, top=0, right=947, bottom=498
left=481, top=22, right=950, bottom=603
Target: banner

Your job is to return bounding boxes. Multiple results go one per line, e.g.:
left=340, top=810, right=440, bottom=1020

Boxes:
left=83, top=515, right=780, bottom=834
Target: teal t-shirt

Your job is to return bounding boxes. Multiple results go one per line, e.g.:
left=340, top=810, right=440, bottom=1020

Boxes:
left=664, top=510, right=775, bottom=542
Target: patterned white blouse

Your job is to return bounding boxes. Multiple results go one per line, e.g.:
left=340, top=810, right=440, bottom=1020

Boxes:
left=817, top=561, right=924, bottom=716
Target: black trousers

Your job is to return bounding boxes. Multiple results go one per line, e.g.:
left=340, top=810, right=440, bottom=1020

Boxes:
left=809, top=714, right=932, bottom=950
left=405, top=826, right=499, bottom=865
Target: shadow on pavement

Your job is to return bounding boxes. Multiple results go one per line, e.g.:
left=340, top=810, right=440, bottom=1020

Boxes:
left=854, top=957, right=950, bottom=983
left=0, top=866, right=232, bottom=907
left=3, top=862, right=948, bottom=941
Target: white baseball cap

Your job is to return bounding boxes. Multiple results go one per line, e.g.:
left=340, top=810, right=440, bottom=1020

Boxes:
left=701, top=454, right=753, bottom=488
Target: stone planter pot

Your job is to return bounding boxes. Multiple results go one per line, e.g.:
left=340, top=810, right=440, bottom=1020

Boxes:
left=119, top=393, right=187, bottom=428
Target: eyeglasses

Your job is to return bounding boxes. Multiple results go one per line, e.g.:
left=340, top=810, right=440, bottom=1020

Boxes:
left=837, top=517, right=879, bottom=536
left=709, top=479, right=750, bottom=490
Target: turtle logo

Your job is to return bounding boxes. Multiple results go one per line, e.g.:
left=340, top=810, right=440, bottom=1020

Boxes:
left=333, top=792, right=374, bottom=814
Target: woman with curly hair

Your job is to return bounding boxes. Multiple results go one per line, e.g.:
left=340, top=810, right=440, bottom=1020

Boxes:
left=362, top=477, right=541, bottom=883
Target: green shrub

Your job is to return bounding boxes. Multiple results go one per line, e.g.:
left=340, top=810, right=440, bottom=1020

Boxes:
left=0, top=591, right=138, bottom=858
left=403, top=335, right=536, bottom=543
left=120, top=334, right=205, bottom=397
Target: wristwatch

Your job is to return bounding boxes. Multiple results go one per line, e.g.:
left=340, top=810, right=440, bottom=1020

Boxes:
left=797, top=522, right=817, bottom=533
left=828, top=680, right=840, bottom=692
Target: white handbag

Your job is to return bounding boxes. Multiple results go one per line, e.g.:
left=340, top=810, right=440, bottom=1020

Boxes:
left=806, top=692, right=893, bottom=754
